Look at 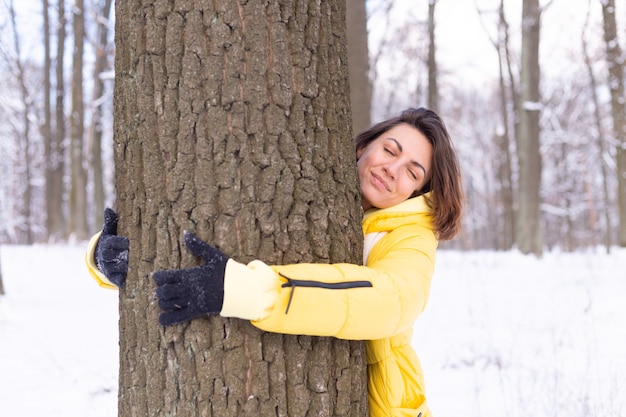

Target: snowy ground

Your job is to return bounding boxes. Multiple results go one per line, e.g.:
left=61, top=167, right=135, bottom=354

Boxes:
left=0, top=244, right=624, bottom=417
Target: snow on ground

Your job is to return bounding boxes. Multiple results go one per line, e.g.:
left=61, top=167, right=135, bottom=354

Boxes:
left=0, top=244, right=624, bottom=417
left=0, top=244, right=118, bottom=417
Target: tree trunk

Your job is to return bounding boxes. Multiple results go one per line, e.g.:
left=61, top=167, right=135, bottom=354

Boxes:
left=42, top=0, right=55, bottom=242
left=51, top=0, right=67, bottom=240
left=68, top=0, right=89, bottom=239
left=582, top=16, right=612, bottom=253
left=346, top=0, right=371, bottom=134
left=495, top=0, right=515, bottom=250
left=8, top=0, right=34, bottom=244
left=89, top=0, right=113, bottom=234
left=113, top=1, right=366, bottom=416
left=516, top=0, right=543, bottom=255
left=427, top=0, right=438, bottom=113
left=601, top=0, right=626, bottom=247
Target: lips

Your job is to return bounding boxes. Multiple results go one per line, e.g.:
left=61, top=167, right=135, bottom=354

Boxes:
left=371, top=172, right=390, bottom=192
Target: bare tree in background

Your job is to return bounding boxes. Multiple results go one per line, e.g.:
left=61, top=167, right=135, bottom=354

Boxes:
left=582, top=5, right=612, bottom=253
left=42, top=0, right=55, bottom=242
left=3, top=0, right=36, bottom=244
left=601, top=0, right=626, bottom=247
left=493, top=0, right=517, bottom=250
left=50, top=0, right=67, bottom=240
left=68, top=0, right=89, bottom=240
left=427, top=0, right=438, bottom=113
left=113, top=1, right=366, bottom=416
left=89, top=0, right=113, bottom=232
left=516, top=0, right=543, bottom=255
left=475, top=0, right=517, bottom=250
left=346, top=0, right=371, bottom=134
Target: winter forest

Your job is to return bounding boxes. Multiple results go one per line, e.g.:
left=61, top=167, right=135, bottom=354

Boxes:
left=1, top=1, right=626, bottom=417
left=1, top=0, right=625, bottom=254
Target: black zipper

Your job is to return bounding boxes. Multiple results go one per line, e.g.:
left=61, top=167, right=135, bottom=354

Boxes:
left=279, top=273, right=373, bottom=314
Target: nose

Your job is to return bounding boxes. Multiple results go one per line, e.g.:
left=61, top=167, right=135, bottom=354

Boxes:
left=382, top=164, right=397, bottom=180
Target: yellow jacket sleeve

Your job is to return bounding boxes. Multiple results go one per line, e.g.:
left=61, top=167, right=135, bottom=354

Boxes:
left=251, top=224, right=437, bottom=340
left=84, top=231, right=118, bottom=290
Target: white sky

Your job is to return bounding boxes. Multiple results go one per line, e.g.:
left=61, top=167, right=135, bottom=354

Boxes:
left=436, top=0, right=626, bottom=84
left=8, top=0, right=623, bottom=86
left=368, top=0, right=617, bottom=88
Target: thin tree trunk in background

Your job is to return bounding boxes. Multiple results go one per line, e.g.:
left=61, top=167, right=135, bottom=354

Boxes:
left=68, top=0, right=89, bottom=239
left=496, top=0, right=515, bottom=249
left=516, top=0, right=543, bottom=255
left=114, top=1, right=366, bottom=416
left=427, top=0, right=439, bottom=113
left=89, top=0, right=113, bottom=234
left=346, top=0, right=371, bottom=134
left=582, top=10, right=612, bottom=253
left=42, top=0, right=55, bottom=242
left=9, top=0, right=34, bottom=244
left=53, top=0, right=67, bottom=240
left=601, top=0, right=626, bottom=247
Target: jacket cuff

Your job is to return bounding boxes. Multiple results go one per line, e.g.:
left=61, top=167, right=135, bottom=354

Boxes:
left=220, top=259, right=279, bottom=321
left=84, top=231, right=118, bottom=290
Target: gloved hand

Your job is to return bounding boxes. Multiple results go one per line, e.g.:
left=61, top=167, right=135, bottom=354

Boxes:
left=94, top=207, right=129, bottom=287
left=152, top=231, right=229, bottom=326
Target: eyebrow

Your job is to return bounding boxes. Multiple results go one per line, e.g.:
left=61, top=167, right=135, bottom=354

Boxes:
left=387, top=137, right=427, bottom=176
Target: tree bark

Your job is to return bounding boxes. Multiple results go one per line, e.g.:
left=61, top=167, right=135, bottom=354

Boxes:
left=516, top=0, right=543, bottom=255
left=114, top=1, right=366, bottom=416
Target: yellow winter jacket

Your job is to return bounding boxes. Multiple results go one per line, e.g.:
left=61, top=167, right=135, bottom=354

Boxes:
left=85, top=195, right=437, bottom=417
left=254, top=195, right=437, bottom=417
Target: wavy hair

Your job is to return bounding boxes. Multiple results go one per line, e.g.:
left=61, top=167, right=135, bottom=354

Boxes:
left=355, top=108, right=464, bottom=240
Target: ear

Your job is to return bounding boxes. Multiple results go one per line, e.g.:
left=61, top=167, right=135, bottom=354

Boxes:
left=356, top=147, right=363, bottom=160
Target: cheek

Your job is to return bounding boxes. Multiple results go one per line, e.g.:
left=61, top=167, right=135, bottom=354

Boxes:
left=398, top=179, right=419, bottom=198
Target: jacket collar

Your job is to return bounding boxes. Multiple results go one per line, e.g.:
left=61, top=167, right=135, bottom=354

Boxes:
left=362, top=194, right=433, bottom=234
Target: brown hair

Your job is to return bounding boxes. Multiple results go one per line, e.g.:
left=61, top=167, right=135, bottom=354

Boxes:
left=355, top=107, right=464, bottom=240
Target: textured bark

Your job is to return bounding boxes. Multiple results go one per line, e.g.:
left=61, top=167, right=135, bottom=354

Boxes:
left=114, top=1, right=366, bottom=416
left=516, top=0, right=542, bottom=255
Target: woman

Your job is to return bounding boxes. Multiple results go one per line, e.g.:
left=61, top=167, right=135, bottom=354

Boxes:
left=86, top=107, right=464, bottom=417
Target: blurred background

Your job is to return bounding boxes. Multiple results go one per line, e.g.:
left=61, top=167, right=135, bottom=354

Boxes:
left=0, top=0, right=624, bottom=254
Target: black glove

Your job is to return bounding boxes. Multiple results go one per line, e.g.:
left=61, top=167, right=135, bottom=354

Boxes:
left=152, top=231, right=229, bottom=326
left=94, top=207, right=129, bottom=287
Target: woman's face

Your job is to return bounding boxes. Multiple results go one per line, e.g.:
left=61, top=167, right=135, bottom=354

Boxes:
left=357, top=123, right=433, bottom=210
